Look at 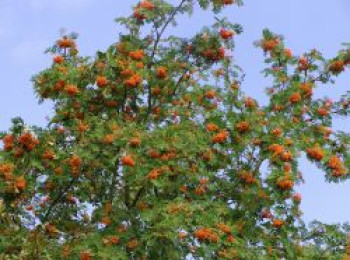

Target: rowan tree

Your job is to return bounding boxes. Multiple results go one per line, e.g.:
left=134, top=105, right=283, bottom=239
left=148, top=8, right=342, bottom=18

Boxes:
left=1, top=0, right=350, bottom=259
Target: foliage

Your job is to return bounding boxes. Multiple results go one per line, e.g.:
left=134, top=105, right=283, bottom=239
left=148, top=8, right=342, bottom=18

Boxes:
left=0, top=0, right=350, bottom=259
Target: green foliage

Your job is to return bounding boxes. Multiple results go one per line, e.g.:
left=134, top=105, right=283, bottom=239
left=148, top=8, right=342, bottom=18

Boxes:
left=1, top=0, right=350, bottom=259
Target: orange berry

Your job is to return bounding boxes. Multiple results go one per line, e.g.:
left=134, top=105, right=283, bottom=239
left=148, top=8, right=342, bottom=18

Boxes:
left=195, top=186, right=206, bottom=195
left=129, top=137, right=141, bottom=147
left=15, top=176, right=26, bottom=191
left=284, top=48, right=292, bottom=59
left=220, top=29, right=234, bottom=40
left=194, top=228, right=210, bottom=240
left=151, top=86, right=162, bottom=96
left=105, top=100, right=118, bottom=107
left=328, top=155, right=342, bottom=170
left=245, top=97, right=256, bottom=108
left=227, top=235, right=236, bottom=243
left=328, top=60, right=345, bottom=74
left=277, top=177, right=294, bottom=190
left=3, top=134, right=14, bottom=144
left=284, top=138, right=294, bottom=146
left=199, top=178, right=209, bottom=185
left=306, top=145, right=324, bottom=161
left=25, top=205, right=34, bottom=211
left=53, top=80, right=65, bottom=91
left=317, top=107, right=329, bottom=117
left=127, top=239, right=138, bottom=250
left=42, top=150, right=55, bottom=160
left=235, top=121, right=249, bottom=132
left=179, top=185, right=187, bottom=193
left=57, top=37, right=75, bottom=48
left=280, top=151, right=293, bottom=162
left=194, top=228, right=218, bottom=243
left=133, top=8, right=146, bottom=20
left=202, top=150, right=212, bottom=161
left=129, top=50, right=145, bottom=60
left=103, top=134, right=114, bottom=144
left=289, top=92, right=301, bottom=103
left=70, top=155, right=82, bottom=168
left=147, top=169, right=160, bottom=180
left=299, top=82, right=313, bottom=97
left=0, top=163, right=13, bottom=175
left=120, top=68, right=134, bottom=78
left=96, top=76, right=108, bottom=88
left=14, top=147, right=24, bottom=157
left=293, top=193, right=302, bottom=203
left=212, top=130, right=229, bottom=143
left=332, top=168, right=346, bottom=177
left=156, top=66, right=167, bottom=79
left=223, top=0, right=234, bottom=5
left=80, top=251, right=91, bottom=260
left=57, top=66, right=68, bottom=75
left=136, top=62, right=144, bottom=68
left=125, top=74, right=141, bottom=88
left=107, top=236, right=120, bottom=245
left=149, top=149, right=160, bottom=158
left=178, top=231, right=187, bottom=239
left=217, top=47, right=225, bottom=60
left=117, top=225, right=127, bottom=233
left=271, top=128, right=283, bottom=136
left=253, top=138, right=262, bottom=146
left=283, top=163, right=291, bottom=172
left=268, top=144, right=284, bottom=154
left=140, top=0, right=155, bottom=10
left=64, top=85, right=79, bottom=96
left=261, top=209, right=272, bottom=219
left=206, top=123, right=219, bottom=132
left=204, top=90, right=216, bottom=99
left=298, top=56, right=309, bottom=70
left=272, top=219, right=284, bottom=228
left=53, top=55, right=64, bottom=64
left=262, top=38, right=279, bottom=51
left=101, top=216, right=112, bottom=226
left=121, top=155, right=135, bottom=167
left=2, top=134, right=14, bottom=151
left=77, top=121, right=89, bottom=133
left=54, top=167, right=63, bottom=175
left=216, top=223, right=231, bottom=234
left=239, top=171, right=256, bottom=184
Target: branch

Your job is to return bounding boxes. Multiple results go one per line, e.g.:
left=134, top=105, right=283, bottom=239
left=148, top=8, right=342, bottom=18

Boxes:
left=124, top=184, right=130, bottom=208
left=42, top=178, right=76, bottom=223
left=148, top=0, right=188, bottom=68
left=108, top=151, right=121, bottom=201
left=146, top=0, right=188, bottom=115
left=131, top=186, right=146, bottom=208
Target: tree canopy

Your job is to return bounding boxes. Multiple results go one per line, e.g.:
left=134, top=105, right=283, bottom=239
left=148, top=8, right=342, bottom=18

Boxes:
left=1, top=0, right=350, bottom=259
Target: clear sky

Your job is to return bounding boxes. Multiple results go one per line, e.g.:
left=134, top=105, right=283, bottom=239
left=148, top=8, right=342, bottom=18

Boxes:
left=0, top=0, right=349, bottom=224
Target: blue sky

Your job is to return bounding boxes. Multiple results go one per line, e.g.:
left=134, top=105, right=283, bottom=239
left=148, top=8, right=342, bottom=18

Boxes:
left=0, top=0, right=349, bottom=224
